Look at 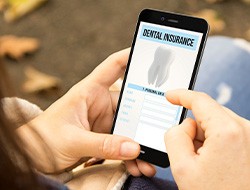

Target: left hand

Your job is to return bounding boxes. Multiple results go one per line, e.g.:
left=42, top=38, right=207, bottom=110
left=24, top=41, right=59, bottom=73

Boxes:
left=17, top=48, right=156, bottom=177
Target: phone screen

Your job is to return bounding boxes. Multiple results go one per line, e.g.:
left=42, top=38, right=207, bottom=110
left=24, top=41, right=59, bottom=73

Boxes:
left=112, top=10, right=208, bottom=166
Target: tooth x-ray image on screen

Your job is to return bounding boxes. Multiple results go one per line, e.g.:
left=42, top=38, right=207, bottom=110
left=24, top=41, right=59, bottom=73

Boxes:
left=148, top=46, right=175, bottom=88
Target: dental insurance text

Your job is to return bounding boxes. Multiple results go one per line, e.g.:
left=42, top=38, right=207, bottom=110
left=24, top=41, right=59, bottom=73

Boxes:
left=113, top=22, right=203, bottom=153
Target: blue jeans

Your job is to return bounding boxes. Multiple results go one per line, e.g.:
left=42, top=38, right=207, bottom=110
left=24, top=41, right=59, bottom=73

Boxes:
left=153, top=36, right=250, bottom=189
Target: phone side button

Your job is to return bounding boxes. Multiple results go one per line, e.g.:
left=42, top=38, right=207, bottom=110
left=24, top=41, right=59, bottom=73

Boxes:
left=140, top=150, right=146, bottom=154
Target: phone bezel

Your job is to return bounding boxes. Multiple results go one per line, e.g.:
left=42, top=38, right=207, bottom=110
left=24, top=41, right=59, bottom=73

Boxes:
left=112, top=9, right=209, bottom=168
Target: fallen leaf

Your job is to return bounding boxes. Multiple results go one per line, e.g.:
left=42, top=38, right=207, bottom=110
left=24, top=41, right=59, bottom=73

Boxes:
left=193, top=9, right=226, bottom=34
left=0, top=0, right=6, bottom=11
left=0, top=35, right=40, bottom=60
left=242, top=0, right=250, bottom=4
left=22, top=66, right=61, bottom=93
left=4, top=0, right=48, bottom=22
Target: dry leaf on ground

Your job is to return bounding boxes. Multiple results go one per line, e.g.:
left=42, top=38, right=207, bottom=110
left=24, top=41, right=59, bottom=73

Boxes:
left=0, top=0, right=6, bottom=11
left=242, top=0, right=250, bottom=4
left=193, top=9, right=226, bottom=34
left=4, top=0, right=48, bottom=22
left=22, top=66, right=61, bottom=93
left=0, top=35, right=40, bottom=60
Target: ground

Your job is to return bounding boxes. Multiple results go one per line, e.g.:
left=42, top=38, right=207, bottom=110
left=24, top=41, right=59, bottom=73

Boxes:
left=0, top=0, right=250, bottom=109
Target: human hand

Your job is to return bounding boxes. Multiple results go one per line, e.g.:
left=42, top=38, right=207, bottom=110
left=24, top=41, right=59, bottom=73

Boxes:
left=17, top=49, right=155, bottom=176
left=165, top=89, right=250, bottom=190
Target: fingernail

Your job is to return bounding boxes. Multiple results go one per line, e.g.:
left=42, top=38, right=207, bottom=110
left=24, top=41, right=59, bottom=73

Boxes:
left=120, top=142, right=139, bottom=158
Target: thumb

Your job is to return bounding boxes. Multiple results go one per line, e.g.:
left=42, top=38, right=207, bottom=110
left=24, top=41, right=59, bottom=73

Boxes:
left=165, top=118, right=197, bottom=165
left=81, top=131, right=140, bottom=160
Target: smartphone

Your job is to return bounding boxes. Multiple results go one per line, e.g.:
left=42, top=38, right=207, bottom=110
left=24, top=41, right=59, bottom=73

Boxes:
left=112, top=9, right=209, bottom=167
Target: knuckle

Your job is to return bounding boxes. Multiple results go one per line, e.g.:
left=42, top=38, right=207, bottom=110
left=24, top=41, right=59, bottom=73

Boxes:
left=192, top=92, right=214, bottom=111
left=107, top=52, right=126, bottom=70
left=196, top=92, right=211, bottom=102
left=101, top=135, right=117, bottom=158
left=223, top=124, right=242, bottom=141
left=107, top=52, right=119, bottom=64
left=106, top=53, right=115, bottom=62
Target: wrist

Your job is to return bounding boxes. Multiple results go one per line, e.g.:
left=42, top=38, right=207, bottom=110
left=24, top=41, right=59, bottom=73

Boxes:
left=16, top=116, right=56, bottom=173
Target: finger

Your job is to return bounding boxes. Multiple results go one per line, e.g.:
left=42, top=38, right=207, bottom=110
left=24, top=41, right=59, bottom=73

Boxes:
left=194, top=139, right=203, bottom=153
left=136, top=159, right=156, bottom=177
left=166, top=89, right=231, bottom=131
left=165, top=118, right=196, bottom=165
left=80, top=132, right=140, bottom=160
left=89, top=48, right=130, bottom=87
left=125, top=160, right=142, bottom=177
left=109, top=78, right=123, bottom=91
left=194, top=121, right=205, bottom=142
left=110, top=91, right=120, bottom=112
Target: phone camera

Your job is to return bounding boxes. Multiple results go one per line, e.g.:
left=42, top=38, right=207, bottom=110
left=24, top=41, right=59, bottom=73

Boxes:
left=161, top=17, right=165, bottom=21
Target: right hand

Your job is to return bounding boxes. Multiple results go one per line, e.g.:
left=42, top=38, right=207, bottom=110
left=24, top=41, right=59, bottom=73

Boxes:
left=165, top=89, right=250, bottom=190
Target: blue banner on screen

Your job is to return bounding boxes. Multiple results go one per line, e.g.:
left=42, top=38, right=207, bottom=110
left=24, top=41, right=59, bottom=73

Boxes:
left=140, top=24, right=199, bottom=50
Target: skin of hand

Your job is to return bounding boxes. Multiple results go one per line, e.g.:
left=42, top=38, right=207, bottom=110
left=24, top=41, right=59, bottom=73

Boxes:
left=165, top=89, right=250, bottom=190
left=17, top=48, right=156, bottom=176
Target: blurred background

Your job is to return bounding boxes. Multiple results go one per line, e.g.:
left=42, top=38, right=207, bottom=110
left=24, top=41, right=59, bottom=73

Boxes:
left=0, top=0, right=250, bottom=109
